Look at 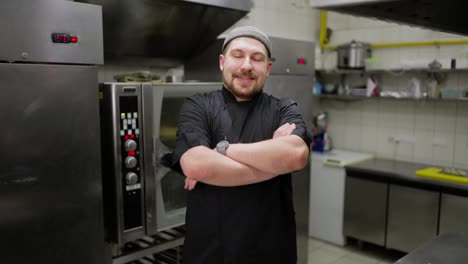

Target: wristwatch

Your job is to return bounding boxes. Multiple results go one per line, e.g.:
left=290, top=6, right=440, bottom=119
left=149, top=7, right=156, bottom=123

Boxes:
left=216, top=140, right=229, bottom=155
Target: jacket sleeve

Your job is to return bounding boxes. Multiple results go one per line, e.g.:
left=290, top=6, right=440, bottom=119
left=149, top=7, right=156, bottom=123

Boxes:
left=171, top=95, right=211, bottom=173
left=278, top=97, right=312, bottom=149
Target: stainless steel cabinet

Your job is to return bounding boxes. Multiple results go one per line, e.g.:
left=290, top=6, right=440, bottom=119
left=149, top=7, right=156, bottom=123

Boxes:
left=439, top=193, right=468, bottom=234
left=343, top=176, right=388, bottom=246
left=386, top=184, right=439, bottom=252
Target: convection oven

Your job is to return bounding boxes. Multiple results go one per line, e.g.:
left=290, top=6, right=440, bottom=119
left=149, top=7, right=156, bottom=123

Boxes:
left=99, top=82, right=220, bottom=243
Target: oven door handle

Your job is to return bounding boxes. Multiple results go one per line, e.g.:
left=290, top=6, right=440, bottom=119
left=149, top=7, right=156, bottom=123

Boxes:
left=153, top=137, right=172, bottom=181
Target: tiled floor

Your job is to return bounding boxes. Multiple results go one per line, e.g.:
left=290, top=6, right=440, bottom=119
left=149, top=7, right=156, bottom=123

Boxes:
left=307, top=238, right=405, bottom=264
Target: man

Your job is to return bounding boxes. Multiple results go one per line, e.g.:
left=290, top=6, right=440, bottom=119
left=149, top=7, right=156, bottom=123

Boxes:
left=172, top=26, right=311, bottom=264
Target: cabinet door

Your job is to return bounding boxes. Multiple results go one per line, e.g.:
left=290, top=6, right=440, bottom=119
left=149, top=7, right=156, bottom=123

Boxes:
left=309, top=159, right=346, bottom=245
left=440, top=193, right=468, bottom=234
left=343, top=176, right=388, bottom=246
left=386, top=184, right=439, bottom=252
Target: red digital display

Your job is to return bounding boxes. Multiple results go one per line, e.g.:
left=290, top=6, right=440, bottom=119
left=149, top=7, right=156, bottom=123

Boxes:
left=51, top=33, right=78, bottom=44
left=297, top=58, right=307, bottom=65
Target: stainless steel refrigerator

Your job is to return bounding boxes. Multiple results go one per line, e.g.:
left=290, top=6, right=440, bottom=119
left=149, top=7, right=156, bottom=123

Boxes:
left=0, top=1, right=109, bottom=263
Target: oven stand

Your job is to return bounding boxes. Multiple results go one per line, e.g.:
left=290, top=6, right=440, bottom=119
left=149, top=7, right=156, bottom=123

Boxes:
left=112, top=226, right=185, bottom=264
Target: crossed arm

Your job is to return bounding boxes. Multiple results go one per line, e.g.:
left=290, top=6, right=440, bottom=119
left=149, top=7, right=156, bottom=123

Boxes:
left=179, top=123, right=309, bottom=189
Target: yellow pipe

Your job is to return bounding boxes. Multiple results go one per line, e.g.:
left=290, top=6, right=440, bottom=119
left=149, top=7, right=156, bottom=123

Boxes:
left=319, top=11, right=335, bottom=50
left=318, top=10, right=468, bottom=51
left=371, top=40, right=468, bottom=49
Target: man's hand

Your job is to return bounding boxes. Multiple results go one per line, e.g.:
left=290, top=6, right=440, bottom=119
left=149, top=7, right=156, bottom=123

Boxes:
left=273, top=123, right=296, bottom=138
left=185, top=177, right=198, bottom=190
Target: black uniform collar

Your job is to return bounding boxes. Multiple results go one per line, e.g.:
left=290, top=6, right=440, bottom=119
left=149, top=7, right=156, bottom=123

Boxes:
left=222, top=86, right=262, bottom=104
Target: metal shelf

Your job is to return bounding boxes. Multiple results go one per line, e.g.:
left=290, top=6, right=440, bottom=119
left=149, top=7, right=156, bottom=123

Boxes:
left=315, top=94, right=368, bottom=100
left=112, top=227, right=186, bottom=264
left=315, top=95, right=468, bottom=102
left=316, top=68, right=468, bottom=75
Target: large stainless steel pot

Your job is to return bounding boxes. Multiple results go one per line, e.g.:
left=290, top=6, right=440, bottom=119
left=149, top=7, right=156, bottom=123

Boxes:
left=337, top=40, right=371, bottom=69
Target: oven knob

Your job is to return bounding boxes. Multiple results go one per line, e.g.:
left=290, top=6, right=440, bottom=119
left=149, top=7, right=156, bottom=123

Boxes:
left=125, top=156, right=137, bottom=168
left=126, top=172, right=139, bottom=185
left=124, top=139, right=137, bottom=151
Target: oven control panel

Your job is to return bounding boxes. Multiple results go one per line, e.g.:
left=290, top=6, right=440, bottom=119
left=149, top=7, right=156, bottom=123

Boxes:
left=99, top=83, right=146, bottom=244
left=118, top=95, right=144, bottom=232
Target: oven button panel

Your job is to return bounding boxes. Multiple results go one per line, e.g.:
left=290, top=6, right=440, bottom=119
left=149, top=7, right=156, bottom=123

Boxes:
left=126, top=172, right=139, bottom=185
left=124, top=139, right=137, bottom=151
left=118, top=95, right=143, bottom=231
left=125, top=156, right=137, bottom=168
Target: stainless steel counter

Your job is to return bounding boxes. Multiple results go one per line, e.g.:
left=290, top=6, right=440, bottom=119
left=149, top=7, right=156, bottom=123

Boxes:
left=344, top=159, right=468, bottom=253
left=395, top=232, right=468, bottom=264
left=346, top=158, right=468, bottom=192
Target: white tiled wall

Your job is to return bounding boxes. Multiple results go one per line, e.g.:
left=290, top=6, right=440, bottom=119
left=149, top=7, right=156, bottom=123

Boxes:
left=317, top=69, right=468, bottom=169
left=324, top=98, right=468, bottom=169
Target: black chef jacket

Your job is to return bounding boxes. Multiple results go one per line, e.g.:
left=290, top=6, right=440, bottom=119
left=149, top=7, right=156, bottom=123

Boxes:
left=172, top=87, right=311, bottom=264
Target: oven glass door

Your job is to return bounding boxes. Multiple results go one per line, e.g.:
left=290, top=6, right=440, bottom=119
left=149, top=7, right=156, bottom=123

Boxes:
left=143, top=83, right=220, bottom=235
left=153, top=95, right=187, bottom=232
left=159, top=97, right=187, bottom=213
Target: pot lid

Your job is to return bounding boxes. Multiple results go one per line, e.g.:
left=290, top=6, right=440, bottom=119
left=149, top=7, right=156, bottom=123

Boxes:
left=337, top=40, right=371, bottom=49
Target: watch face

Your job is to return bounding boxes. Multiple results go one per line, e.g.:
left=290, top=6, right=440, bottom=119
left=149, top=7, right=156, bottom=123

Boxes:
left=217, top=140, right=228, bottom=148
left=216, top=140, right=228, bottom=155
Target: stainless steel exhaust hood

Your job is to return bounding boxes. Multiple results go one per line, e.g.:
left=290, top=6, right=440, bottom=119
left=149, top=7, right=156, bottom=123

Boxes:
left=77, top=0, right=252, bottom=60
left=313, top=0, right=468, bottom=36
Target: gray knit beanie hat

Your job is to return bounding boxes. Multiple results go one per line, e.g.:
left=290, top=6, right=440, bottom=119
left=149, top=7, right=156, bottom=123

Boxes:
left=222, top=26, right=272, bottom=58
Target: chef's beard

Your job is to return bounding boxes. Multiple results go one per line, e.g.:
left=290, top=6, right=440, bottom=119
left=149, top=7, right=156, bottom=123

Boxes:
left=223, top=72, right=264, bottom=101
